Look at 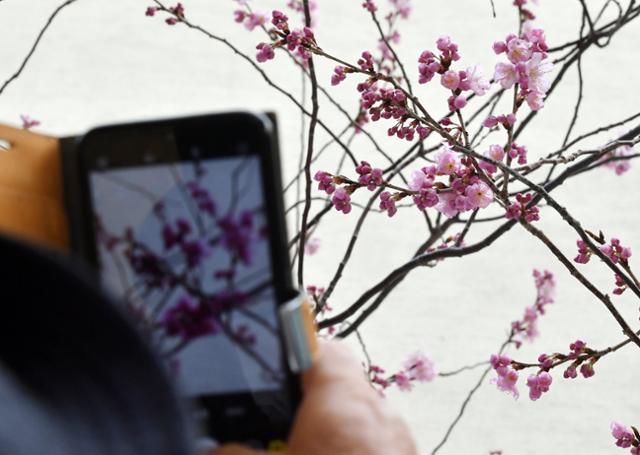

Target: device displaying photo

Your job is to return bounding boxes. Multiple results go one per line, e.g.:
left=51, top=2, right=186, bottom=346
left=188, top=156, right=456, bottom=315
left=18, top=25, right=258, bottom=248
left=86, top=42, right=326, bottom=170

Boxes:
left=75, top=112, right=299, bottom=449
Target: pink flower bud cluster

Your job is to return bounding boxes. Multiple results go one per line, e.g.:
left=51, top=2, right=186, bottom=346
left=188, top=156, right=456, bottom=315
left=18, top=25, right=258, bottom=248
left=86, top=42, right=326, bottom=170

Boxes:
left=357, top=80, right=430, bottom=142
left=574, top=237, right=633, bottom=294
left=356, top=160, right=384, bottom=190
left=369, top=351, right=436, bottom=392
left=362, top=0, right=377, bottom=13
left=491, top=354, right=554, bottom=401
left=483, top=113, right=517, bottom=130
left=601, top=237, right=633, bottom=264
left=507, top=142, right=528, bottom=164
left=513, top=0, right=537, bottom=22
left=611, top=422, right=640, bottom=454
left=417, top=37, right=490, bottom=112
left=526, top=371, right=552, bottom=401
left=490, top=354, right=520, bottom=399
left=493, top=27, right=553, bottom=111
left=478, top=144, right=506, bottom=174
left=357, top=51, right=375, bottom=72
left=253, top=11, right=317, bottom=64
left=234, top=9, right=268, bottom=31
left=561, top=339, right=597, bottom=379
left=388, top=0, right=411, bottom=19
left=574, top=239, right=591, bottom=264
left=145, top=3, right=185, bottom=25
left=511, top=269, right=555, bottom=347
left=505, top=193, right=540, bottom=222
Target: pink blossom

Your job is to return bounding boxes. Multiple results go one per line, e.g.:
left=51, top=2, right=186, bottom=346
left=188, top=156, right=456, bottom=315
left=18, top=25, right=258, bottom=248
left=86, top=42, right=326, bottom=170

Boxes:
left=611, top=422, right=636, bottom=448
left=357, top=51, right=375, bottom=72
left=466, top=65, right=491, bottom=96
left=483, top=116, right=499, bottom=128
left=494, top=62, right=518, bottom=89
left=435, top=145, right=460, bottom=175
left=574, top=239, right=591, bottom=264
left=491, top=354, right=520, bottom=399
left=525, top=53, right=553, bottom=94
left=332, top=187, right=352, bottom=214
left=507, top=38, right=532, bottom=63
left=508, top=143, right=528, bottom=164
left=451, top=95, right=467, bottom=110
left=465, top=182, right=494, bottom=209
left=305, top=237, right=321, bottom=255
left=413, top=188, right=439, bottom=211
left=244, top=12, right=268, bottom=30
left=362, top=0, right=377, bottom=12
left=580, top=363, right=595, bottom=378
left=390, top=0, right=411, bottom=19
left=479, top=144, right=505, bottom=174
left=493, top=41, right=507, bottom=54
left=435, top=192, right=460, bottom=218
left=331, top=66, right=347, bottom=86
left=505, top=192, right=539, bottom=222
left=314, top=170, right=335, bottom=194
left=271, top=10, right=289, bottom=30
left=145, top=6, right=157, bottom=16
left=394, top=371, right=412, bottom=391
left=379, top=191, right=397, bottom=217
left=563, top=366, right=578, bottom=379
left=404, top=351, right=437, bottom=382
left=356, top=161, right=384, bottom=190
left=600, top=238, right=632, bottom=264
left=255, top=43, right=275, bottom=63
left=441, top=70, right=460, bottom=90
left=526, top=372, right=552, bottom=401
left=408, top=168, right=434, bottom=191
left=526, top=91, right=545, bottom=111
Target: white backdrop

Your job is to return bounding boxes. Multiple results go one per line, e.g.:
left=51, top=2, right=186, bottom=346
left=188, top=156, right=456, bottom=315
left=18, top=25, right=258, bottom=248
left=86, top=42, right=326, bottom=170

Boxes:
left=1, top=1, right=639, bottom=453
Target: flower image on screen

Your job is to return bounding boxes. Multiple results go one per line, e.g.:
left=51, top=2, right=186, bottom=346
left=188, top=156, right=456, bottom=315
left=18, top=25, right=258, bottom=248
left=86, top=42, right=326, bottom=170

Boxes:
left=90, top=155, right=284, bottom=396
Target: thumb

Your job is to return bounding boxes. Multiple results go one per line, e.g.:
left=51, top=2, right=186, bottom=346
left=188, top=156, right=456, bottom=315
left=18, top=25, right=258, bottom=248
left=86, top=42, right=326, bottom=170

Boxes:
left=213, top=443, right=286, bottom=455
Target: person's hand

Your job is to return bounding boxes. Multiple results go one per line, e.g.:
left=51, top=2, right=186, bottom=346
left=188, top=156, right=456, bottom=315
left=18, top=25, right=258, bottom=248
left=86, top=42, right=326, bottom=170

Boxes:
left=215, top=339, right=417, bottom=455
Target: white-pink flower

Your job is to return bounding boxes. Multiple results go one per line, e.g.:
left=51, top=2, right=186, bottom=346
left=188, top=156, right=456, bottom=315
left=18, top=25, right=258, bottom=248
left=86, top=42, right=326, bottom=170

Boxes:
left=435, top=144, right=460, bottom=175
left=440, top=70, right=460, bottom=90
left=404, top=352, right=437, bottom=382
left=526, top=91, right=545, bottom=111
left=435, top=192, right=459, bottom=218
left=494, top=62, right=518, bottom=89
left=465, top=182, right=494, bottom=209
left=507, top=38, right=532, bottom=63
left=526, top=53, right=554, bottom=94
left=466, top=65, right=491, bottom=96
left=408, top=169, right=434, bottom=191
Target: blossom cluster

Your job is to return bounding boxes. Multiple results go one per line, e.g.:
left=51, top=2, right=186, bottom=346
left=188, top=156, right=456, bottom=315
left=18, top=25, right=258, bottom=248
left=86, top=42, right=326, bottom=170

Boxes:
left=574, top=236, right=633, bottom=294
left=252, top=10, right=317, bottom=64
left=492, top=337, right=608, bottom=401
left=315, top=144, right=496, bottom=219
left=145, top=2, right=185, bottom=25
left=611, top=422, right=640, bottom=455
left=505, top=192, right=540, bottom=222
left=511, top=269, right=555, bottom=347
left=417, top=36, right=491, bottom=113
left=492, top=25, right=553, bottom=111
left=368, top=351, right=436, bottom=392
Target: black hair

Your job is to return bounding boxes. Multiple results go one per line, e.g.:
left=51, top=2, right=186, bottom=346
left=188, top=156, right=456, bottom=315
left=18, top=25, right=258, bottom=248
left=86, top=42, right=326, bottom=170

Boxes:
left=0, top=234, right=194, bottom=455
